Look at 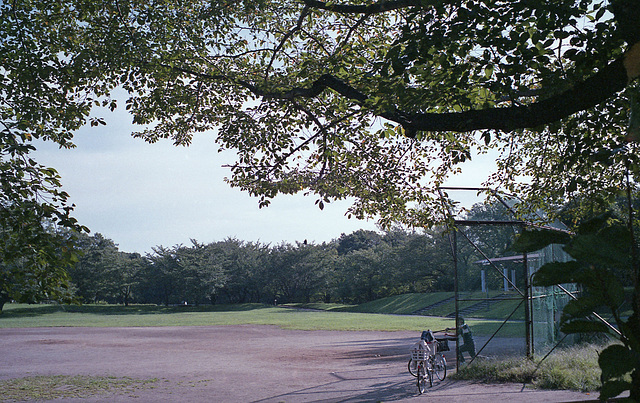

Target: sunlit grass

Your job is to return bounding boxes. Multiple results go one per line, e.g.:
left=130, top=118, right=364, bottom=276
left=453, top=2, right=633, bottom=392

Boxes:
left=340, top=292, right=452, bottom=314
left=0, top=303, right=455, bottom=331
left=0, top=375, right=157, bottom=401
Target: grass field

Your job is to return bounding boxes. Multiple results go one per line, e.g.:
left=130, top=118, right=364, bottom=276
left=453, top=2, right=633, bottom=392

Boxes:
left=0, top=303, right=456, bottom=331
left=0, top=302, right=532, bottom=337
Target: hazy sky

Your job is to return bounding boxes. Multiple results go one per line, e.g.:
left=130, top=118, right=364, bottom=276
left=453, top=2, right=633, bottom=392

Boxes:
left=33, top=107, right=494, bottom=254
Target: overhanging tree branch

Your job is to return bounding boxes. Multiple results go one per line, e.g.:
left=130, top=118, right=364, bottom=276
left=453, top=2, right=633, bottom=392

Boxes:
left=261, top=56, right=632, bottom=134
left=167, top=48, right=633, bottom=135
left=301, top=0, right=421, bottom=14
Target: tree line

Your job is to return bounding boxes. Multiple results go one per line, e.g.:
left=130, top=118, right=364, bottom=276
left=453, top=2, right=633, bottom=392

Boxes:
left=65, top=201, right=519, bottom=307
left=67, top=228, right=451, bottom=306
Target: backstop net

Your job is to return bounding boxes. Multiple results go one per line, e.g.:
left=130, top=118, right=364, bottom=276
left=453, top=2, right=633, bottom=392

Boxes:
left=440, top=187, right=576, bottom=368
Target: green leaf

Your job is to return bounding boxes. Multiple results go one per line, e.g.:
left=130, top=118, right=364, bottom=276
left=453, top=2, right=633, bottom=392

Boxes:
left=575, top=213, right=617, bottom=236
left=599, top=344, right=637, bottom=380
left=603, top=275, right=626, bottom=308
left=562, top=294, right=607, bottom=318
left=484, top=65, right=494, bottom=79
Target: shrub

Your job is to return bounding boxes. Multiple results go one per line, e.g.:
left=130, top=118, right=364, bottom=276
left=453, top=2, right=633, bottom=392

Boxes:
left=453, top=342, right=606, bottom=392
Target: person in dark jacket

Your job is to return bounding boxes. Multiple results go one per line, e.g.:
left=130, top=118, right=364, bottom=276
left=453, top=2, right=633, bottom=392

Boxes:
left=457, top=317, right=476, bottom=363
left=448, top=317, right=476, bottom=363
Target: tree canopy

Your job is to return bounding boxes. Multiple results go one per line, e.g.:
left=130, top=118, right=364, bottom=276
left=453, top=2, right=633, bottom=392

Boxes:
left=3, top=0, right=640, bottom=229
left=61, top=227, right=454, bottom=307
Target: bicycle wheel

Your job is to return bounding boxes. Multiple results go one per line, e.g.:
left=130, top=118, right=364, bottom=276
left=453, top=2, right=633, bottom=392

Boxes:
left=408, top=358, right=418, bottom=377
left=434, top=354, right=447, bottom=381
left=417, top=363, right=427, bottom=394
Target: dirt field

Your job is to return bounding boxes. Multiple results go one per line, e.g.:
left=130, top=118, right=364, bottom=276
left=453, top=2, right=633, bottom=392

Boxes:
left=1, top=325, right=600, bottom=402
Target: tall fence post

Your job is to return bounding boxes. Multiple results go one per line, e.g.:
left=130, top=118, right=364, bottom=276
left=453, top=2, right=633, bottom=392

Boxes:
left=523, top=251, right=533, bottom=358
left=453, top=229, right=460, bottom=372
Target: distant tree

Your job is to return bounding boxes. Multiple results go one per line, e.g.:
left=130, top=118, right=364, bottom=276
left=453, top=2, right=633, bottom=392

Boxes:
left=334, top=244, right=391, bottom=303
left=268, top=242, right=336, bottom=303
left=144, top=246, right=184, bottom=306
left=67, top=233, right=120, bottom=303
left=170, top=240, right=229, bottom=305
left=390, top=228, right=454, bottom=293
left=336, top=230, right=383, bottom=255
left=213, top=238, right=268, bottom=304
left=112, top=252, right=145, bottom=306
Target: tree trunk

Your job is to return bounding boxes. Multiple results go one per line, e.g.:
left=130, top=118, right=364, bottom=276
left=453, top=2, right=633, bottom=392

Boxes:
left=0, top=292, right=8, bottom=314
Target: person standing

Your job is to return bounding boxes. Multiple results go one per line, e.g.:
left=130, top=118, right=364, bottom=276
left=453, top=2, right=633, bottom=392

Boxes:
left=448, top=317, right=476, bottom=363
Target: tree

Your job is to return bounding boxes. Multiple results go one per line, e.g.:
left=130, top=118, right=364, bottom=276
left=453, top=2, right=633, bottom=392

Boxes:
left=172, top=240, right=228, bottom=305
left=0, top=218, right=78, bottom=311
left=268, top=242, right=336, bottom=303
left=3, top=0, right=639, bottom=228
left=213, top=238, right=267, bottom=304
left=110, top=252, right=145, bottom=306
left=143, top=246, right=184, bottom=306
left=0, top=134, right=85, bottom=310
left=1, top=0, right=94, bottom=307
left=387, top=228, right=454, bottom=293
left=336, top=230, right=383, bottom=255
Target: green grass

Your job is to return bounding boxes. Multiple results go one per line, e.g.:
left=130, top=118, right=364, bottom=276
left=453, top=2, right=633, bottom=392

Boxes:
left=453, top=342, right=608, bottom=392
left=334, top=291, right=526, bottom=321
left=0, top=375, right=157, bottom=401
left=281, top=302, right=356, bottom=311
left=339, top=292, right=452, bottom=314
left=0, top=303, right=528, bottom=336
left=0, top=303, right=454, bottom=331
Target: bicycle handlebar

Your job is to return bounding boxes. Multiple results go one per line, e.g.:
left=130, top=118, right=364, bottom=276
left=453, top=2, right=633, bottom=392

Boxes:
left=432, top=328, right=455, bottom=333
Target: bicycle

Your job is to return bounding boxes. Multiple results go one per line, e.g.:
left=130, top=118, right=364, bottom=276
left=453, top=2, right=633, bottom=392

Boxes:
left=408, top=333, right=448, bottom=394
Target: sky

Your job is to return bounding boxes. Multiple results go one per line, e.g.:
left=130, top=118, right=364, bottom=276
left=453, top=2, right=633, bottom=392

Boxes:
left=33, top=107, right=495, bottom=255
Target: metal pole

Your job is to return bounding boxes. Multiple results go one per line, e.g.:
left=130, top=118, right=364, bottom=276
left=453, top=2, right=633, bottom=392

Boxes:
left=454, top=229, right=460, bottom=371
left=523, top=251, right=532, bottom=358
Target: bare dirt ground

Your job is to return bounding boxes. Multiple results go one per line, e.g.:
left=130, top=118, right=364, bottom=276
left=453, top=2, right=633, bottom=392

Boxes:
left=0, top=326, right=601, bottom=402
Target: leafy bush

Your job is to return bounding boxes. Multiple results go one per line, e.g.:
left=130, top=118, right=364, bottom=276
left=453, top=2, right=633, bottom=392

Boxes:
left=454, top=342, right=606, bottom=392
